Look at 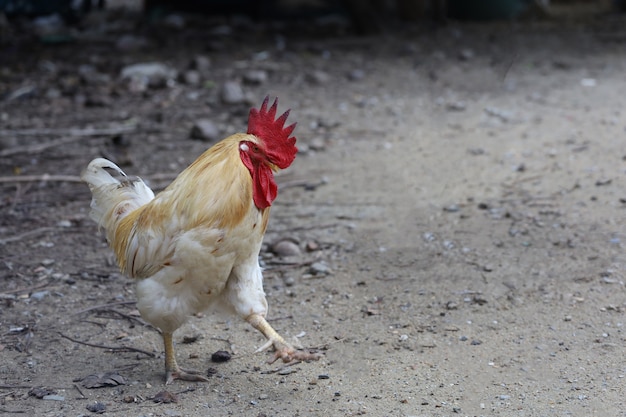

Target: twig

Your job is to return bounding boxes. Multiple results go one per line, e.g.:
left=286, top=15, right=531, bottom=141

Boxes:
left=280, top=178, right=327, bottom=190
left=73, top=301, right=136, bottom=315
left=264, top=260, right=314, bottom=272
left=0, top=172, right=180, bottom=185
left=58, top=332, right=156, bottom=358
left=0, top=281, right=51, bottom=295
left=0, top=227, right=58, bottom=245
left=279, top=223, right=340, bottom=232
left=0, top=128, right=135, bottom=157
left=0, top=126, right=138, bottom=137
left=0, top=126, right=140, bottom=157
left=260, top=360, right=302, bottom=374
left=0, top=174, right=83, bottom=184
left=267, top=315, right=293, bottom=322
left=73, top=383, right=86, bottom=399
left=95, top=309, right=157, bottom=330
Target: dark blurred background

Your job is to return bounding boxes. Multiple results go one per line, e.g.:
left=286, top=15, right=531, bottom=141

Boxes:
left=1, top=0, right=624, bottom=37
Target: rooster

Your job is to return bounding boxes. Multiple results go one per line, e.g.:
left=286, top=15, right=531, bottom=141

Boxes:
left=81, top=97, right=320, bottom=384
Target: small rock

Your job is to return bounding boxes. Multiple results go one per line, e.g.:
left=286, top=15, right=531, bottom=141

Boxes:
left=347, top=69, right=365, bottom=81
left=306, top=70, right=330, bottom=85
left=86, top=402, right=106, bottom=413
left=459, top=48, right=474, bottom=61
left=116, top=34, right=149, bottom=51
left=153, top=390, right=178, bottom=404
left=308, top=138, right=326, bottom=151
left=446, top=100, right=466, bottom=111
left=220, top=81, right=245, bottom=104
left=190, top=120, right=220, bottom=142
left=258, top=393, right=269, bottom=400
left=272, top=240, right=301, bottom=257
left=318, top=374, right=330, bottom=379
left=182, top=70, right=201, bottom=86
left=162, top=14, right=186, bottom=29
left=30, top=291, right=50, bottom=301
left=79, top=372, right=126, bottom=389
left=42, top=394, right=65, bottom=401
left=5, top=85, right=37, bottom=101
left=278, top=368, right=297, bottom=375
left=191, top=55, right=211, bottom=72
left=120, top=62, right=177, bottom=91
left=243, top=70, right=268, bottom=85
left=305, top=241, right=319, bottom=252
left=211, top=350, right=231, bottom=363
left=283, top=276, right=296, bottom=287
left=580, top=78, right=596, bottom=87
left=29, top=387, right=56, bottom=399
left=309, top=261, right=331, bottom=276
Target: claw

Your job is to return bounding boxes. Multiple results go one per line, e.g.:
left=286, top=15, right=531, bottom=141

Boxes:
left=166, top=368, right=210, bottom=385
left=269, top=346, right=322, bottom=364
left=246, top=313, right=322, bottom=364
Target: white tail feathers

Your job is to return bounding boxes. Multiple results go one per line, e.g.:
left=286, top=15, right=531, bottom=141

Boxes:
left=81, top=158, right=154, bottom=233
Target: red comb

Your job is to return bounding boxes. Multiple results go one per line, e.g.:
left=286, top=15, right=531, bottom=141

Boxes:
left=247, top=96, right=297, bottom=169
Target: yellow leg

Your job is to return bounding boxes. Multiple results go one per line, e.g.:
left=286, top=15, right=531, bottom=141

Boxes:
left=246, top=313, right=321, bottom=364
left=162, top=332, right=209, bottom=384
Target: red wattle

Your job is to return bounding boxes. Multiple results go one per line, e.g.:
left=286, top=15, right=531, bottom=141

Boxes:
left=240, top=149, right=276, bottom=210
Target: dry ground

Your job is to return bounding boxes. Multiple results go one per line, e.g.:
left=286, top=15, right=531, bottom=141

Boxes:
left=1, top=9, right=625, bottom=417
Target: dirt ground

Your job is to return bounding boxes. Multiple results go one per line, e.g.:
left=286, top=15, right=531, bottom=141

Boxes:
left=1, top=8, right=625, bottom=417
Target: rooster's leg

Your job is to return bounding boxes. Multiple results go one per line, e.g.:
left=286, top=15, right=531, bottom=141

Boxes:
left=246, top=313, right=321, bottom=364
left=162, top=332, right=210, bottom=384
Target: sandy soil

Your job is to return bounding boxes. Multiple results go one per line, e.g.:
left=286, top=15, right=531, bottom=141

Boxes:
left=1, top=10, right=625, bottom=417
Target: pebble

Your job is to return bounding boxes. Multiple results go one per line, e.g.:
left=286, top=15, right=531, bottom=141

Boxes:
left=30, top=291, right=50, bottom=301
left=446, top=100, right=466, bottom=111
left=57, top=219, right=72, bottom=228
left=192, top=55, right=211, bottom=72
left=243, top=70, right=268, bottom=85
left=153, top=390, right=178, bottom=404
left=305, top=240, right=319, bottom=251
left=42, top=394, right=65, bottom=401
left=116, top=34, right=149, bottom=51
left=309, top=261, right=331, bottom=276
left=190, top=120, right=220, bottom=142
left=459, top=48, right=475, bottom=61
left=120, top=62, right=177, bottom=91
left=211, top=350, right=231, bottom=363
left=306, top=70, right=330, bottom=85
left=272, top=240, right=301, bottom=257
left=220, top=81, right=246, bottom=104
left=182, top=70, right=201, bottom=86
left=86, top=402, right=106, bottom=413
left=162, top=14, right=186, bottom=29
left=308, top=137, right=326, bottom=151
left=347, top=69, right=365, bottom=81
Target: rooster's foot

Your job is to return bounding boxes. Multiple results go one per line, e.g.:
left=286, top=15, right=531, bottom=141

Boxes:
left=165, top=368, right=210, bottom=385
left=268, top=343, right=322, bottom=364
